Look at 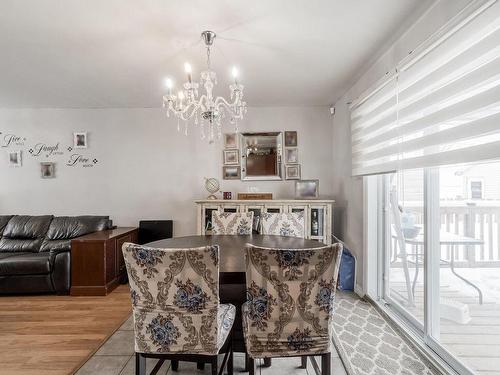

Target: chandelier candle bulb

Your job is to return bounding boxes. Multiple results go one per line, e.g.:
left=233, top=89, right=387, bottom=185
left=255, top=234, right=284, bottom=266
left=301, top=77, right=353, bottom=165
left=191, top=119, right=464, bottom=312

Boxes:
left=178, top=91, right=184, bottom=109
left=166, top=78, right=173, bottom=95
left=232, top=67, right=238, bottom=85
left=184, top=63, right=192, bottom=83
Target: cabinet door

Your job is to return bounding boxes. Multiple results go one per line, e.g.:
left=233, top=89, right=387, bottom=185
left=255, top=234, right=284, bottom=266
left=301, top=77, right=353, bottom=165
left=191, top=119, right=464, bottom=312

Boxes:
left=309, top=205, right=327, bottom=244
left=288, top=205, right=309, bottom=238
left=247, top=205, right=265, bottom=234
left=264, top=204, right=283, bottom=213
left=222, top=205, right=240, bottom=213
left=202, top=205, right=221, bottom=235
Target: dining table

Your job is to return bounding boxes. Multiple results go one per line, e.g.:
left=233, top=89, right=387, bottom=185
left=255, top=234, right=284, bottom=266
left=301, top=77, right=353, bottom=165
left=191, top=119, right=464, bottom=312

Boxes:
left=146, top=234, right=326, bottom=361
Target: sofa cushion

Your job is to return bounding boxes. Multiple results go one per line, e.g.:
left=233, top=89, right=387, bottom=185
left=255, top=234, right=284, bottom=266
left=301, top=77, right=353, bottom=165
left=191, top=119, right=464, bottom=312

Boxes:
left=0, top=216, right=13, bottom=236
left=0, top=252, right=51, bottom=276
left=45, top=216, right=109, bottom=240
left=40, top=216, right=109, bottom=252
left=2, top=215, right=53, bottom=239
left=0, top=216, right=53, bottom=253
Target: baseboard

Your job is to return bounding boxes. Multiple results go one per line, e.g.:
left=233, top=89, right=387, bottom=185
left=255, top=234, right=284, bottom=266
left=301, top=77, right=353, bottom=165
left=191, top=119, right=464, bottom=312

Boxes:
left=354, top=283, right=364, bottom=298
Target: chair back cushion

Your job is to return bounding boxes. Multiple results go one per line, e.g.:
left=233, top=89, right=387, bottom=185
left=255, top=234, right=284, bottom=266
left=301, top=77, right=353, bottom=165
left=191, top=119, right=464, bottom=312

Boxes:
left=0, top=215, right=53, bottom=253
left=243, top=243, right=343, bottom=358
left=122, top=243, right=221, bottom=355
left=260, top=212, right=305, bottom=238
left=212, top=212, right=254, bottom=235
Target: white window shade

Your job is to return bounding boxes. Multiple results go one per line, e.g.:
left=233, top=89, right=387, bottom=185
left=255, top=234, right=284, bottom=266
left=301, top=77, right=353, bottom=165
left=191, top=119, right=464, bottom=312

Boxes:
left=351, top=1, right=500, bottom=176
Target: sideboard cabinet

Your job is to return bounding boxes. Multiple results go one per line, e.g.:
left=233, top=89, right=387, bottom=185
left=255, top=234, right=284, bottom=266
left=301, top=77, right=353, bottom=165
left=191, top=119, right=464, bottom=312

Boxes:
left=195, top=199, right=334, bottom=244
left=71, top=227, right=138, bottom=296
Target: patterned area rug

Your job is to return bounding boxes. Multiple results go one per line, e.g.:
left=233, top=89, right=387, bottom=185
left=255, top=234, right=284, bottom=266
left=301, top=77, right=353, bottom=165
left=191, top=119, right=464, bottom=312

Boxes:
left=332, top=292, right=439, bottom=375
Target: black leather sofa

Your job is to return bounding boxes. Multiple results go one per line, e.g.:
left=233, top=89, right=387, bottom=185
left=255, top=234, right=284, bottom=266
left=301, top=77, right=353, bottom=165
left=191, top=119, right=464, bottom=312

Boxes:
left=0, top=215, right=111, bottom=294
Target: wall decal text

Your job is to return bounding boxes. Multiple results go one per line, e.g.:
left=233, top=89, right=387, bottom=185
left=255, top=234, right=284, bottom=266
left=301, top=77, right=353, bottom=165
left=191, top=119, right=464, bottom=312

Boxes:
left=1, top=132, right=26, bottom=147
left=29, top=142, right=64, bottom=157
left=66, top=154, right=98, bottom=168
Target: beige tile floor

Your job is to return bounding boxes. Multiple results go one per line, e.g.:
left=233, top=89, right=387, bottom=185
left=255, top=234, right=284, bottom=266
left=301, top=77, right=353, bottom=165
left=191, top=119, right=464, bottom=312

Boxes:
left=76, top=316, right=347, bottom=375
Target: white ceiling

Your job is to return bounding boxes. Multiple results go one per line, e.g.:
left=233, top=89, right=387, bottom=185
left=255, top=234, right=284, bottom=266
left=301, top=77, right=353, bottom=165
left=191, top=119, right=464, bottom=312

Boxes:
left=0, top=0, right=430, bottom=108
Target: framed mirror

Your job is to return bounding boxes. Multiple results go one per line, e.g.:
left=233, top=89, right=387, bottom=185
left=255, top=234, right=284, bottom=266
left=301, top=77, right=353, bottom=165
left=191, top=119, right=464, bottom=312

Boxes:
left=240, top=132, right=282, bottom=180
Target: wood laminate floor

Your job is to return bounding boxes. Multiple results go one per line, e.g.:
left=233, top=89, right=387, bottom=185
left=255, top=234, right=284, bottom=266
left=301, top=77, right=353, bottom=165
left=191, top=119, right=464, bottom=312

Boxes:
left=0, top=285, right=132, bottom=375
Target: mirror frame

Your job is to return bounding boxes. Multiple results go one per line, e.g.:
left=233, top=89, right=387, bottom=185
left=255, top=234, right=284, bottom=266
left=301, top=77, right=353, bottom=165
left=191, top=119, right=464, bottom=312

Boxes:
left=240, top=132, right=283, bottom=181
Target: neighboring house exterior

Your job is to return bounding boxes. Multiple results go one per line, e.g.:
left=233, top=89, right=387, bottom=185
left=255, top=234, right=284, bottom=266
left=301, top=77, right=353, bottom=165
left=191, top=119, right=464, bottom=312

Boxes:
left=461, top=162, right=500, bottom=200
left=396, top=161, right=500, bottom=203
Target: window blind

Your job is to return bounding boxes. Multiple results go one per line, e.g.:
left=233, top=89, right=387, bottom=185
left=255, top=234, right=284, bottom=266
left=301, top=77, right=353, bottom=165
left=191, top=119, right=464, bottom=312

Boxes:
left=350, top=1, right=500, bottom=176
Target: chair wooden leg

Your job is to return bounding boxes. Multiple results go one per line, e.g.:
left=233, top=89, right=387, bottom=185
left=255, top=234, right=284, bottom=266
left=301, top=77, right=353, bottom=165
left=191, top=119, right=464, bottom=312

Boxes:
left=197, top=362, right=205, bottom=370
left=211, top=356, right=218, bottom=375
left=321, top=353, right=331, bottom=375
left=171, top=359, right=179, bottom=371
left=249, top=357, right=257, bottom=375
left=263, top=358, right=272, bottom=367
left=300, top=356, right=308, bottom=369
left=135, top=353, right=146, bottom=375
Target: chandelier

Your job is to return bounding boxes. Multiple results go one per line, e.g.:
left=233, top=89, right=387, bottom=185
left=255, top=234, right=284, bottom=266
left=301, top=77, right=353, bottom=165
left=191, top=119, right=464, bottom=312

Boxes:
left=162, top=30, right=247, bottom=143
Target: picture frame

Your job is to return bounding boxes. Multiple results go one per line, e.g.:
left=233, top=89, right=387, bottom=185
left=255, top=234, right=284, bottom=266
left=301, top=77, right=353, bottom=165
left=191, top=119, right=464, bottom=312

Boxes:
left=295, top=179, right=319, bottom=199
left=73, top=132, right=88, bottom=149
left=40, top=162, right=56, bottom=179
left=285, top=148, right=299, bottom=164
left=285, top=164, right=301, bottom=180
left=223, top=149, right=240, bottom=165
left=284, top=131, right=298, bottom=147
left=7, top=150, right=22, bottom=167
left=224, top=133, right=239, bottom=149
left=223, top=166, right=241, bottom=180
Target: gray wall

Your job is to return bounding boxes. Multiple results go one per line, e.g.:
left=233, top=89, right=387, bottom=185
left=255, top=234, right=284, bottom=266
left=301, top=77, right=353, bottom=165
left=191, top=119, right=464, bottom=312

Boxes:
left=0, top=106, right=333, bottom=236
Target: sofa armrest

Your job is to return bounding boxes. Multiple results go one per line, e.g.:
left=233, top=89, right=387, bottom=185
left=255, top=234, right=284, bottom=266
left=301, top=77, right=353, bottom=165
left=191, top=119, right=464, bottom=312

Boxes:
left=49, top=249, right=71, bottom=294
left=49, top=247, right=70, bottom=265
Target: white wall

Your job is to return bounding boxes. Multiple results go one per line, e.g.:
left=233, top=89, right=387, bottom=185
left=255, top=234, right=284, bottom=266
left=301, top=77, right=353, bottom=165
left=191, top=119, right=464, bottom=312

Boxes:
left=331, top=0, right=470, bottom=293
left=0, top=106, right=333, bottom=236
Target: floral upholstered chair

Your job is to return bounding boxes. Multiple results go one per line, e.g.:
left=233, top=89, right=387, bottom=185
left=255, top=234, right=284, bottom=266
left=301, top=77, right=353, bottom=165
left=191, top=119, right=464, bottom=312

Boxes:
left=260, top=212, right=305, bottom=238
left=242, top=243, right=343, bottom=375
left=211, top=212, right=254, bottom=235
left=122, top=243, right=236, bottom=375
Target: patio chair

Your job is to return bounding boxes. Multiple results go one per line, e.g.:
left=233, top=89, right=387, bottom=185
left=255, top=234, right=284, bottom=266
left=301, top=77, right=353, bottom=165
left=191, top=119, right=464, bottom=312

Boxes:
left=390, top=189, right=419, bottom=306
left=122, top=243, right=235, bottom=375
left=243, top=243, right=343, bottom=375
left=390, top=189, right=484, bottom=307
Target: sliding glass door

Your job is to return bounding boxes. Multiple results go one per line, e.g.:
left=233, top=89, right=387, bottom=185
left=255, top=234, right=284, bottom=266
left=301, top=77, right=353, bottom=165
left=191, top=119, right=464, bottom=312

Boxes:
left=350, top=2, right=500, bottom=372
left=380, top=161, right=500, bottom=375
left=383, top=169, right=425, bottom=329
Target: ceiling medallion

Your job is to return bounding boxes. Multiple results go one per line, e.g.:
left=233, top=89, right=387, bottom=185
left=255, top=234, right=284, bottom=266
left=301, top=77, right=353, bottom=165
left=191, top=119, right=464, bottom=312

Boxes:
left=162, top=30, right=247, bottom=143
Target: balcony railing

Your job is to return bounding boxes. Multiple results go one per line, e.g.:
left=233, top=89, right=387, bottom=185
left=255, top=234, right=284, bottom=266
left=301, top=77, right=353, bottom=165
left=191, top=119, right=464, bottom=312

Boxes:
left=405, top=201, right=500, bottom=267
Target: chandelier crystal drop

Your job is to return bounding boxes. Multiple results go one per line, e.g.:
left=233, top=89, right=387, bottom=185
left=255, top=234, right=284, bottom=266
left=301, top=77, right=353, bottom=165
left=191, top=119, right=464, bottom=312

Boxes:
left=162, top=31, right=247, bottom=143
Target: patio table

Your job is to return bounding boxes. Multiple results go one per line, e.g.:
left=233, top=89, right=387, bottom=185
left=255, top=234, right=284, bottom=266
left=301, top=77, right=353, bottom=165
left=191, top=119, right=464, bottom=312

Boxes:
left=402, top=230, right=484, bottom=304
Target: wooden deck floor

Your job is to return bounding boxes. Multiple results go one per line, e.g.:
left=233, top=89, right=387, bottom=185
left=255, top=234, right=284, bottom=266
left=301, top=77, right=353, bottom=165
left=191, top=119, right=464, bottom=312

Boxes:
left=0, top=285, right=132, bottom=375
left=390, top=281, right=500, bottom=375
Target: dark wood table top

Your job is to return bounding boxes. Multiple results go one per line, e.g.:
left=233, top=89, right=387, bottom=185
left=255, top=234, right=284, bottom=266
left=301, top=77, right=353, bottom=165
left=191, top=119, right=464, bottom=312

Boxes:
left=146, top=235, right=325, bottom=273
